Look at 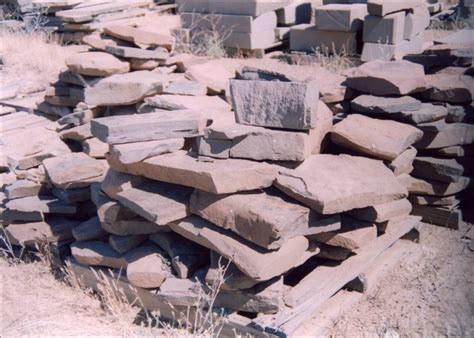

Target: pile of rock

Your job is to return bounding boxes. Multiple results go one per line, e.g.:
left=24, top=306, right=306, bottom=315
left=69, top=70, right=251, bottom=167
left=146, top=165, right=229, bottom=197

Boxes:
left=0, top=110, right=107, bottom=258
left=177, top=0, right=318, bottom=52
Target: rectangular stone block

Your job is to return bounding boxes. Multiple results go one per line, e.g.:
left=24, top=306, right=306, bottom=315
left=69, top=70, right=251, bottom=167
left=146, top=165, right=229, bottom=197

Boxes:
left=276, top=2, right=312, bottom=26
left=363, top=11, right=406, bottom=45
left=230, top=78, right=319, bottom=130
left=208, top=0, right=293, bottom=17
left=367, top=0, right=424, bottom=16
left=176, top=0, right=209, bottom=13
left=361, top=32, right=424, bottom=61
left=316, top=4, right=368, bottom=32
left=404, top=4, right=430, bottom=40
left=223, top=29, right=277, bottom=49
left=290, top=24, right=359, bottom=53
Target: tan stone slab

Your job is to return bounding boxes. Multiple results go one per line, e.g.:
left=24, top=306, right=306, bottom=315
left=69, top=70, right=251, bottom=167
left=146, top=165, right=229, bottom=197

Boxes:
left=66, top=51, right=130, bottom=77
left=348, top=198, right=412, bottom=223
left=71, top=241, right=128, bottom=269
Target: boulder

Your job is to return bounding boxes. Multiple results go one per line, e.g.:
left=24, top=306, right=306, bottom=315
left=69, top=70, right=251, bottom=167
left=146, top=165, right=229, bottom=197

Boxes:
left=125, top=244, right=172, bottom=288
left=190, top=189, right=341, bottom=249
left=108, top=150, right=277, bottom=194
left=230, top=79, right=319, bottom=130
left=346, top=60, right=426, bottom=96
left=150, top=232, right=210, bottom=279
left=91, top=111, right=206, bottom=144
left=275, top=154, right=408, bottom=214
left=110, top=138, right=184, bottom=164
left=65, top=52, right=130, bottom=77
left=42, top=153, right=107, bottom=189
left=169, top=216, right=311, bottom=281
left=348, top=198, right=412, bottom=223
left=71, top=241, right=127, bottom=269
left=71, top=71, right=164, bottom=106
left=331, top=114, right=423, bottom=160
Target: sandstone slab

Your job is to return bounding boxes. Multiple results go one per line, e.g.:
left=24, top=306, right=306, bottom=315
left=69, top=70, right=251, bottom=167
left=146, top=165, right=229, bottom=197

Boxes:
left=415, top=120, right=474, bottom=149
left=275, top=154, right=408, bottom=214
left=331, top=114, right=423, bottom=160
left=110, top=138, right=185, bottom=164
left=103, top=25, right=175, bottom=51
left=421, top=74, right=473, bottom=104
left=109, top=234, right=147, bottom=254
left=125, top=244, right=172, bottom=288
left=399, top=174, right=472, bottom=196
left=185, top=62, right=234, bottom=95
left=412, top=157, right=471, bottom=183
left=105, top=45, right=169, bottom=61
left=348, top=199, right=412, bottom=223
left=65, top=52, right=130, bottom=77
left=387, top=146, right=417, bottom=176
left=164, top=80, right=207, bottom=96
left=72, top=216, right=107, bottom=242
left=71, top=241, right=127, bottom=269
left=5, top=180, right=43, bottom=199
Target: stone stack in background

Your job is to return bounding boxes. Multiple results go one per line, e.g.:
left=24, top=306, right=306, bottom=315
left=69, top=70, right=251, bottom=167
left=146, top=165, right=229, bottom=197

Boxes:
left=360, top=0, right=429, bottom=61
left=177, top=0, right=319, bottom=52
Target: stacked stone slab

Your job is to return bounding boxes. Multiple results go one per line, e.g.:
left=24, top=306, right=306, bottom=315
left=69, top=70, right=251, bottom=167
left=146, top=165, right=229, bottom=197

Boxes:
left=0, top=110, right=107, bottom=259
left=291, top=1, right=367, bottom=54
left=341, top=55, right=473, bottom=229
left=25, top=0, right=173, bottom=43
left=361, top=0, right=429, bottom=61
left=177, top=0, right=317, bottom=51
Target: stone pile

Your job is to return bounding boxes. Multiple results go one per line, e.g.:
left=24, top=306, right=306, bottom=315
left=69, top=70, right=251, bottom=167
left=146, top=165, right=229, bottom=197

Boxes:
left=339, top=53, right=473, bottom=229
left=177, top=0, right=319, bottom=51
left=0, top=110, right=107, bottom=258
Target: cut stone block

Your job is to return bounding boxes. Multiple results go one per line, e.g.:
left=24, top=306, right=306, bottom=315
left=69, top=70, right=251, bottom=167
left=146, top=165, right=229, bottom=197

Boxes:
left=176, top=0, right=209, bottom=13
left=6, top=196, right=77, bottom=214
left=150, top=231, right=210, bottom=279
left=222, top=29, right=277, bottom=49
left=185, top=62, right=235, bottom=94
left=363, top=12, right=405, bottom=45
left=351, top=95, right=422, bottom=115
left=206, top=251, right=259, bottom=291
left=109, top=234, right=147, bottom=254
left=164, top=80, right=207, bottom=96
left=91, top=111, right=206, bottom=144
left=412, top=157, right=471, bottom=183
left=404, top=4, right=430, bottom=40
left=101, top=169, right=145, bottom=200
left=316, top=4, right=367, bottom=32
left=408, top=195, right=462, bottom=207
left=275, top=154, right=408, bottom=214
left=103, top=25, right=175, bottom=51
left=400, top=174, right=472, bottom=196
left=346, top=60, right=426, bottom=96
left=331, top=114, right=423, bottom=160
left=82, top=138, right=108, bottom=159
left=290, top=24, right=358, bottom=54
left=387, top=146, right=417, bottom=176
left=181, top=11, right=277, bottom=33
left=169, top=216, right=311, bottom=281
left=190, top=189, right=341, bottom=250
left=110, top=138, right=185, bottom=165
left=230, top=79, right=319, bottom=130
left=208, top=0, right=293, bottom=16
left=348, top=198, right=412, bottom=223
left=125, top=245, right=172, bottom=288
left=105, top=45, right=168, bottom=61
left=311, top=216, right=378, bottom=250
left=70, top=71, right=164, bottom=106
left=140, top=94, right=231, bottom=112
left=276, top=2, right=312, bottom=26
left=115, top=181, right=192, bottom=225
left=367, top=0, right=425, bottom=16
left=65, top=52, right=130, bottom=77
left=108, top=150, right=277, bottom=194
left=421, top=74, right=473, bottom=104
left=72, top=216, right=107, bottom=242
left=5, top=180, right=43, bottom=199
left=71, top=241, right=127, bottom=269
left=415, top=120, right=474, bottom=149
left=42, top=153, right=107, bottom=189
left=6, top=217, right=79, bottom=247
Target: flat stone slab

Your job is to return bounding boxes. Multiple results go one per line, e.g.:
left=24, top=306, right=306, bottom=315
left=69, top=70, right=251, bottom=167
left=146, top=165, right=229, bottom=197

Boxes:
left=367, top=0, right=424, bottom=16
left=110, top=138, right=185, bottom=164
left=140, top=94, right=231, bottom=112
left=430, top=144, right=474, bottom=158
left=164, top=80, right=207, bottom=96
left=388, top=146, right=417, bottom=176
left=108, top=150, right=277, bottom=195
left=230, top=79, right=319, bottom=130
left=101, top=169, right=145, bottom=200
left=399, top=174, right=472, bottom=196
left=72, top=216, right=107, bottom=242
left=348, top=198, right=412, bottom=223
left=125, top=245, right=172, bottom=289
left=6, top=217, right=79, bottom=247
left=105, top=45, right=169, bottom=61
left=109, top=234, right=147, bottom=254
left=66, top=52, right=130, bottom=77
left=150, top=231, right=210, bottom=279
left=52, top=187, right=91, bottom=204
left=71, top=241, right=127, bottom=269
left=190, top=189, right=341, bottom=250
left=42, top=153, right=107, bottom=189
left=346, top=60, right=426, bottom=96
left=415, top=120, right=474, bottom=149
left=421, top=74, right=473, bottom=104
left=331, top=114, right=423, bottom=160
left=91, top=111, right=206, bottom=144
left=6, top=196, right=77, bottom=214
left=412, top=157, right=472, bottom=183
left=408, top=195, right=462, bottom=207
left=169, top=216, right=311, bottom=281
left=5, top=180, right=44, bottom=199
left=275, top=154, right=408, bottom=214
left=185, top=62, right=235, bottom=95
left=71, top=71, right=164, bottom=106
left=311, top=216, right=378, bottom=251
left=351, top=95, right=422, bottom=115
left=115, top=180, right=192, bottom=225
left=103, top=25, right=175, bottom=51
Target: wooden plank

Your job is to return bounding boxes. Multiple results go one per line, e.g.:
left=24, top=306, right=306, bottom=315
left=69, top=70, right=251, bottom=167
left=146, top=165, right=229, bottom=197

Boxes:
left=67, top=257, right=272, bottom=337
left=252, top=215, right=421, bottom=337
left=293, top=239, right=419, bottom=336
